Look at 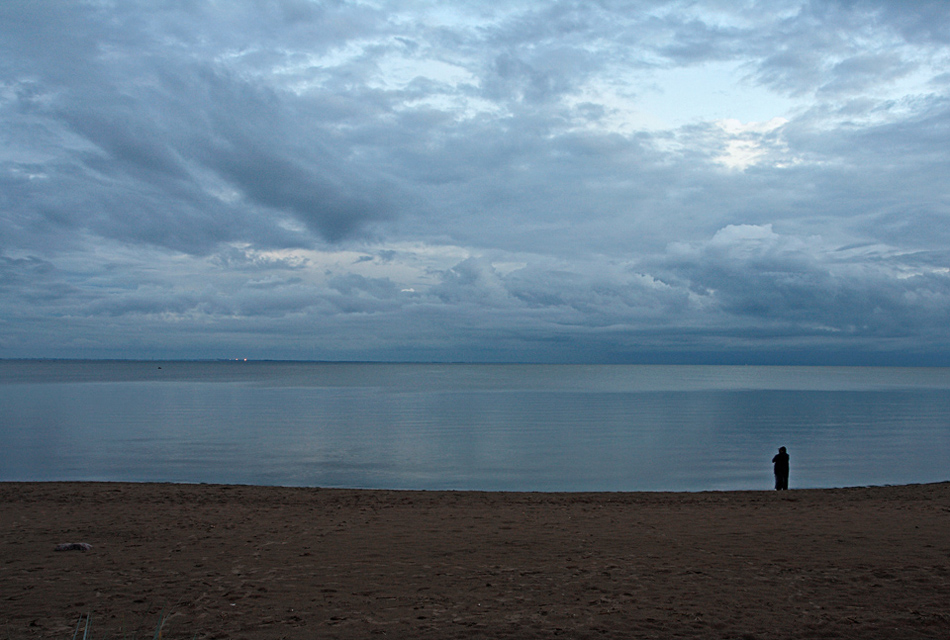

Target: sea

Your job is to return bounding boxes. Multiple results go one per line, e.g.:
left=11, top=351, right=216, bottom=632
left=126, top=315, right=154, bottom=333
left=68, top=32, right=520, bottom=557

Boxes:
left=1, top=360, right=949, bottom=492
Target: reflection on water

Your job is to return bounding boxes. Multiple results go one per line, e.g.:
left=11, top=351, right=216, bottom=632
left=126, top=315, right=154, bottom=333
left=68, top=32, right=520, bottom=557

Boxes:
left=2, top=361, right=949, bottom=491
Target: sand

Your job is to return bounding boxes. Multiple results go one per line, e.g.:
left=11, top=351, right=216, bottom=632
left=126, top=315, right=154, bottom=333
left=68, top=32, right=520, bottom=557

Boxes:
left=2, top=481, right=950, bottom=639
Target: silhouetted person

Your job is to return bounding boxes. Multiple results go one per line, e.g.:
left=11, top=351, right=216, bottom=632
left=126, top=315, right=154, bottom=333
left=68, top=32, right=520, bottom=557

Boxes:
left=772, top=446, right=789, bottom=490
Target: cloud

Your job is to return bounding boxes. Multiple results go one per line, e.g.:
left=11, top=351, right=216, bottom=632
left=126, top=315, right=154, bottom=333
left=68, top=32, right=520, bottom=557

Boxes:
left=2, top=0, right=950, bottom=362
left=0, top=255, right=57, bottom=294
left=329, top=273, right=400, bottom=300
left=817, top=53, right=918, bottom=97
left=1, top=2, right=402, bottom=253
left=658, top=224, right=950, bottom=341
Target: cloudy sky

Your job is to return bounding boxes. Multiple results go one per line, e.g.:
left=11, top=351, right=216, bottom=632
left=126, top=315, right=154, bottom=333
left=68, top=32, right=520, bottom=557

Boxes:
left=2, top=0, right=950, bottom=363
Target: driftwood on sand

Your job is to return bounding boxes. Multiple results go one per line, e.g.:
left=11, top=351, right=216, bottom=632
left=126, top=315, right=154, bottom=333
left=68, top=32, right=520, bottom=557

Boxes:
left=54, top=542, right=92, bottom=552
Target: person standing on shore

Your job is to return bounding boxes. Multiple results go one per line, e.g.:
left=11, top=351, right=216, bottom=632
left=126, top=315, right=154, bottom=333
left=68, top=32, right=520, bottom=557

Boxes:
left=772, top=446, right=789, bottom=490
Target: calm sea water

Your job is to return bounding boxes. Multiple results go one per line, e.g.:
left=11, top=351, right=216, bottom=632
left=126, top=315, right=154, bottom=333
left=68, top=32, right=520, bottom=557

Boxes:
left=1, top=360, right=949, bottom=492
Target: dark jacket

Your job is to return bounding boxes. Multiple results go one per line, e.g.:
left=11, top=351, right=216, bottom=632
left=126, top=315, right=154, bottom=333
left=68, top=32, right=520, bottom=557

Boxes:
left=772, top=451, right=789, bottom=474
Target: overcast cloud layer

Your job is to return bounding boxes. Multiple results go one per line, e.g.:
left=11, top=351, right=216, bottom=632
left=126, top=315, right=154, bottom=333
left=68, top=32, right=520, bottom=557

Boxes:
left=2, top=0, right=950, bottom=363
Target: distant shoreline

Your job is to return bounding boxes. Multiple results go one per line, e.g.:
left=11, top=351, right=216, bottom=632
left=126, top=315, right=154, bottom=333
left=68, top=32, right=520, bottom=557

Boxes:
left=3, top=478, right=949, bottom=493
left=6, top=357, right=950, bottom=367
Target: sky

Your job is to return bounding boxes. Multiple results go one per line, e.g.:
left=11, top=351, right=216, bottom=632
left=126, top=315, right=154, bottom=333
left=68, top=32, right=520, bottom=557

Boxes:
left=2, top=0, right=950, bottom=364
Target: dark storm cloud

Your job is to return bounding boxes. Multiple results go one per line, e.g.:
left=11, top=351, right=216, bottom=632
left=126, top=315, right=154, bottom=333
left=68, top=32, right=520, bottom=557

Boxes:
left=206, top=137, right=392, bottom=243
left=0, top=0, right=399, bottom=254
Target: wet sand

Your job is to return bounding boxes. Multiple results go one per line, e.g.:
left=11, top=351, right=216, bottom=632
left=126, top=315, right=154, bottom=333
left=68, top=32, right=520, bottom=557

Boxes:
left=2, top=481, right=950, bottom=639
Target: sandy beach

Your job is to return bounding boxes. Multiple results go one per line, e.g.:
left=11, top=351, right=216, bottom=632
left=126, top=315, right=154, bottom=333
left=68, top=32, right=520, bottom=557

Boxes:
left=2, top=481, right=950, bottom=639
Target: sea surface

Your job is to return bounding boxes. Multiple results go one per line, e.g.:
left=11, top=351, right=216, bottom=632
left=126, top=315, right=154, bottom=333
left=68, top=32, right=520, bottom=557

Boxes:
left=2, top=360, right=949, bottom=492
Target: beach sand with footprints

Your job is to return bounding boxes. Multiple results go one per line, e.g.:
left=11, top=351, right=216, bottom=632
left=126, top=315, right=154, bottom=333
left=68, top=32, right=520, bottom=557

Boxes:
left=3, top=481, right=950, bottom=639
